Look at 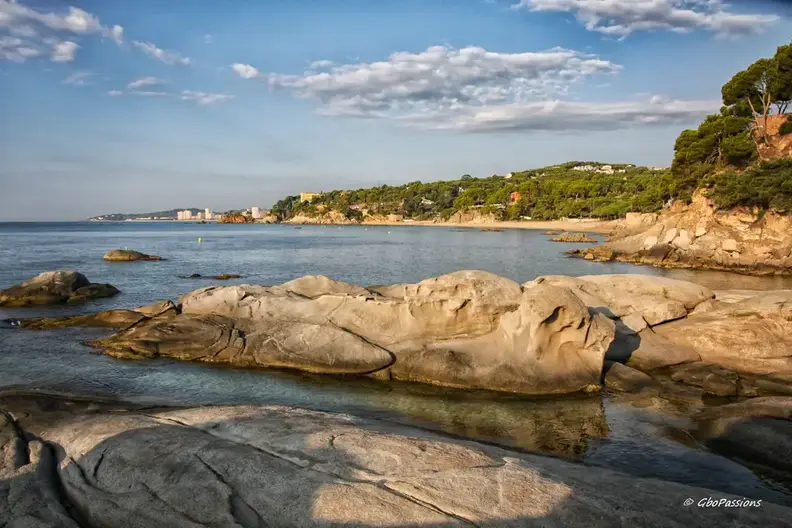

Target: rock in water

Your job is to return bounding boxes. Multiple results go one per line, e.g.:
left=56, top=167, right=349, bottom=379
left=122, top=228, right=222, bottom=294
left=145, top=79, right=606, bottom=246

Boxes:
left=551, top=232, right=598, bottom=243
left=92, top=270, right=615, bottom=395
left=0, top=270, right=119, bottom=307
left=103, top=249, right=162, bottom=261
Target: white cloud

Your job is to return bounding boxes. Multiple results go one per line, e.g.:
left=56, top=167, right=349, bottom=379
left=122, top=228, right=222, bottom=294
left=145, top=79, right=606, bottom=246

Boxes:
left=511, top=0, right=779, bottom=37
left=131, top=90, right=170, bottom=97
left=266, top=45, right=620, bottom=117
left=127, top=76, right=166, bottom=89
left=263, top=45, right=715, bottom=132
left=51, top=40, right=78, bottom=62
left=106, top=24, right=123, bottom=45
left=106, top=89, right=123, bottom=96
left=181, top=90, right=234, bottom=105
left=0, top=1, right=123, bottom=64
left=133, top=40, right=191, bottom=65
left=0, top=35, right=39, bottom=61
left=61, top=70, right=93, bottom=86
left=204, top=33, right=214, bottom=44
left=231, top=62, right=260, bottom=79
left=308, top=59, right=334, bottom=69
left=408, top=97, right=719, bottom=132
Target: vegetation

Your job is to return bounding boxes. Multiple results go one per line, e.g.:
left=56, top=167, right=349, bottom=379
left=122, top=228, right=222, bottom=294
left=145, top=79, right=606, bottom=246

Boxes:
left=709, top=159, right=792, bottom=212
left=270, top=41, right=792, bottom=223
left=272, top=163, right=675, bottom=221
left=672, top=42, right=791, bottom=205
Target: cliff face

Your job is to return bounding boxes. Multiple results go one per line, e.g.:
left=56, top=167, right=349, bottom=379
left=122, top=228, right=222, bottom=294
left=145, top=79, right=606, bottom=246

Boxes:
left=755, top=114, right=792, bottom=160
left=577, top=190, right=792, bottom=275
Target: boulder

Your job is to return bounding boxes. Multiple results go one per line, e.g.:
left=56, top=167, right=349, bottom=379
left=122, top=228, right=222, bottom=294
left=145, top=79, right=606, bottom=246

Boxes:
left=2, top=394, right=790, bottom=528
left=134, top=299, right=178, bottom=318
left=94, top=271, right=615, bottom=395
left=653, top=291, right=792, bottom=375
left=604, top=362, right=660, bottom=393
left=103, top=249, right=162, bottom=262
left=609, top=327, right=700, bottom=371
left=534, top=274, right=714, bottom=326
left=0, top=271, right=119, bottom=307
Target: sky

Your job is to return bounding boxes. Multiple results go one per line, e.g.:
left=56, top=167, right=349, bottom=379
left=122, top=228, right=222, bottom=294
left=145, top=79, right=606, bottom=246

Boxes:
left=0, top=0, right=790, bottom=220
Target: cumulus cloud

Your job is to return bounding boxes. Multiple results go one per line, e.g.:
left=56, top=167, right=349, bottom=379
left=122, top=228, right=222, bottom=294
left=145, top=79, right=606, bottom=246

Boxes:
left=0, top=35, right=39, bottom=61
left=106, top=24, right=123, bottom=45
left=204, top=33, right=214, bottom=44
left=512, top=0, right=779, bottom=37
left=181, top=90, right=234, bottom=105
left=133, top=40, right=191, bottom=65
left=263, top=45, right=619, bottom=117
left=0, top=1, right=123, bottom=41
left=127, top=76, right=166, bottom=89
left=0, top=1, right=123, bottom=63
left=51, top=40, right=78, bottom=62
left=231, top=63, right=260, bottom=79
left=257, top=45, right=715, bottom=132
left=61, top=70, right=93, bottom=86
left=106, top=89, right=123, bottom=96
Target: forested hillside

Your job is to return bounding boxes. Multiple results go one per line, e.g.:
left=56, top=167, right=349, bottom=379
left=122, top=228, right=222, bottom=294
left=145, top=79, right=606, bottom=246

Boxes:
left=273, top=41, right=792, bottom=223
left=273, top=163, right=674, bottom=222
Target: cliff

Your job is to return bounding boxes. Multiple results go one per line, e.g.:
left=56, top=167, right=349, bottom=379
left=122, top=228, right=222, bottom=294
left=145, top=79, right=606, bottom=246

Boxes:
left=575, top=190, right=792, bottom=275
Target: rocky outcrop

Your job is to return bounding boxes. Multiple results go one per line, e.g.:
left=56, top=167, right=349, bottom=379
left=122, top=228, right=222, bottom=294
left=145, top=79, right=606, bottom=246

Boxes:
left=89, top=271, right=615, bottom=395
left=13, top=300, right=179, bottom=329
left=103, top=249, right=162, bottom=262
left=604, top=362, right=660, bottom=393
left=653, top=290, right=792, bottom=376
left=574, top=190, right=792, bottom=275
left=0, top=271, right=119, bottom=307
left=551, top=232, right=598, bottom=243
left=284, top=210, right=360, bottom=225
left=2, top=393, right=790, bottom=527
left=217, top=213, right=252, bottom=224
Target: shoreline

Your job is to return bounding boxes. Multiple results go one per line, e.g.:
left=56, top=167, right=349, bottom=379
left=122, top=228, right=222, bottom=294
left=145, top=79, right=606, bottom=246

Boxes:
left=287, top=218, right=619, bottom=234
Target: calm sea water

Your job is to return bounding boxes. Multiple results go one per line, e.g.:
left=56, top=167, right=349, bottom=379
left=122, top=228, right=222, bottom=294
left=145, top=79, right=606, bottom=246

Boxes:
left=1, top=221, right=791, bottom=504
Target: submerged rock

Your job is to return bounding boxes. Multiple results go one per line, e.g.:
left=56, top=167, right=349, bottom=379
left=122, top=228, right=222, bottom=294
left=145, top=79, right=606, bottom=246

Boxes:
left=693, top=397, right=792, bottom=478
left=103, top=249, right=162, bottom=262
left=1, top=393, right=790, bottom=527
left=92, top=270, right=615, bottom=395
left=0, top=270, right=119, bottom=307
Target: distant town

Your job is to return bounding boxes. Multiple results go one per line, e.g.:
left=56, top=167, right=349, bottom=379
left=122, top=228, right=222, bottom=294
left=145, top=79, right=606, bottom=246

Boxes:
left=86, top=194, right=324, bottom=222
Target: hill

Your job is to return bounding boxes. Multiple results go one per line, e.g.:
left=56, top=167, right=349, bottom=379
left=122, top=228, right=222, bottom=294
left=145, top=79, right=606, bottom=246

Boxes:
left=272, top=162, right=674, bottom=224
left=87, top=208, right=203, bottom=221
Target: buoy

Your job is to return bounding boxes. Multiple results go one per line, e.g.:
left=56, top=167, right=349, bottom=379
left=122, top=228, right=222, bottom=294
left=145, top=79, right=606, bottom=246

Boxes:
left=198, top=237, right=202, bottom=244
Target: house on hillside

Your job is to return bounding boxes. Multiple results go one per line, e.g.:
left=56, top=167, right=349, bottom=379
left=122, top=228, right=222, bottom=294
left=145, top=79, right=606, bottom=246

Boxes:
left=300, top=192, right=321, bottom=202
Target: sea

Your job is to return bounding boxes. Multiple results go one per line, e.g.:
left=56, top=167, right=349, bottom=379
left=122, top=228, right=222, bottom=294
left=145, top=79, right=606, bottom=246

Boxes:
left=1, top=221, right=791, bottom=504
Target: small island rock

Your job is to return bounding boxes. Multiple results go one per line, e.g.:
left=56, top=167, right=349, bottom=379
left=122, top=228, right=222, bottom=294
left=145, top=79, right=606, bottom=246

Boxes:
left=103, top=249, right=162, bottom=262
left=0, top=271, right=119, bottom=307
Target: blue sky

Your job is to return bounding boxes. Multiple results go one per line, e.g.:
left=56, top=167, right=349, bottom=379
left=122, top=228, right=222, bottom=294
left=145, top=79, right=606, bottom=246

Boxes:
left=0, top=0, right=790, bottom=220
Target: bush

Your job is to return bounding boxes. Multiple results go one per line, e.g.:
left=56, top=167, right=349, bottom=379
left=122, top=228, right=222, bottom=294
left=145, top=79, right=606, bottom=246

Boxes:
left=780, top=116, right=792, bottom=136
left=711, top=159, right=792, bottom=211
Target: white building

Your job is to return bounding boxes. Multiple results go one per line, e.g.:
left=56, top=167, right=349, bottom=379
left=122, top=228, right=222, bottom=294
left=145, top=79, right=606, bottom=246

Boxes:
left=251, top=206, right=261, bottom=219
left=205, top=208, right=213, bottom=219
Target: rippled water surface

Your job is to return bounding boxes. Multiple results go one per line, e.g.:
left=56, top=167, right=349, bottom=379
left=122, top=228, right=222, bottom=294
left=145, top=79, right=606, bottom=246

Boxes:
left=2, top=221, right=791, bottom=504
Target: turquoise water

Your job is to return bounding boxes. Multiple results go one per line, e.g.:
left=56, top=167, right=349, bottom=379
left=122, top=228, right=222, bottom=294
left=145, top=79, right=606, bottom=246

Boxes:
left=1, top=221, right=791, bottom=504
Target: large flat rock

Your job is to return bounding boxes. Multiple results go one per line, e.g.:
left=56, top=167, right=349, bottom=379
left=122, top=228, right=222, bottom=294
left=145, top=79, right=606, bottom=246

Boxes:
left=95, top=271, right=615, bottom=395
left=2, top=394, right=791, bottom=527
